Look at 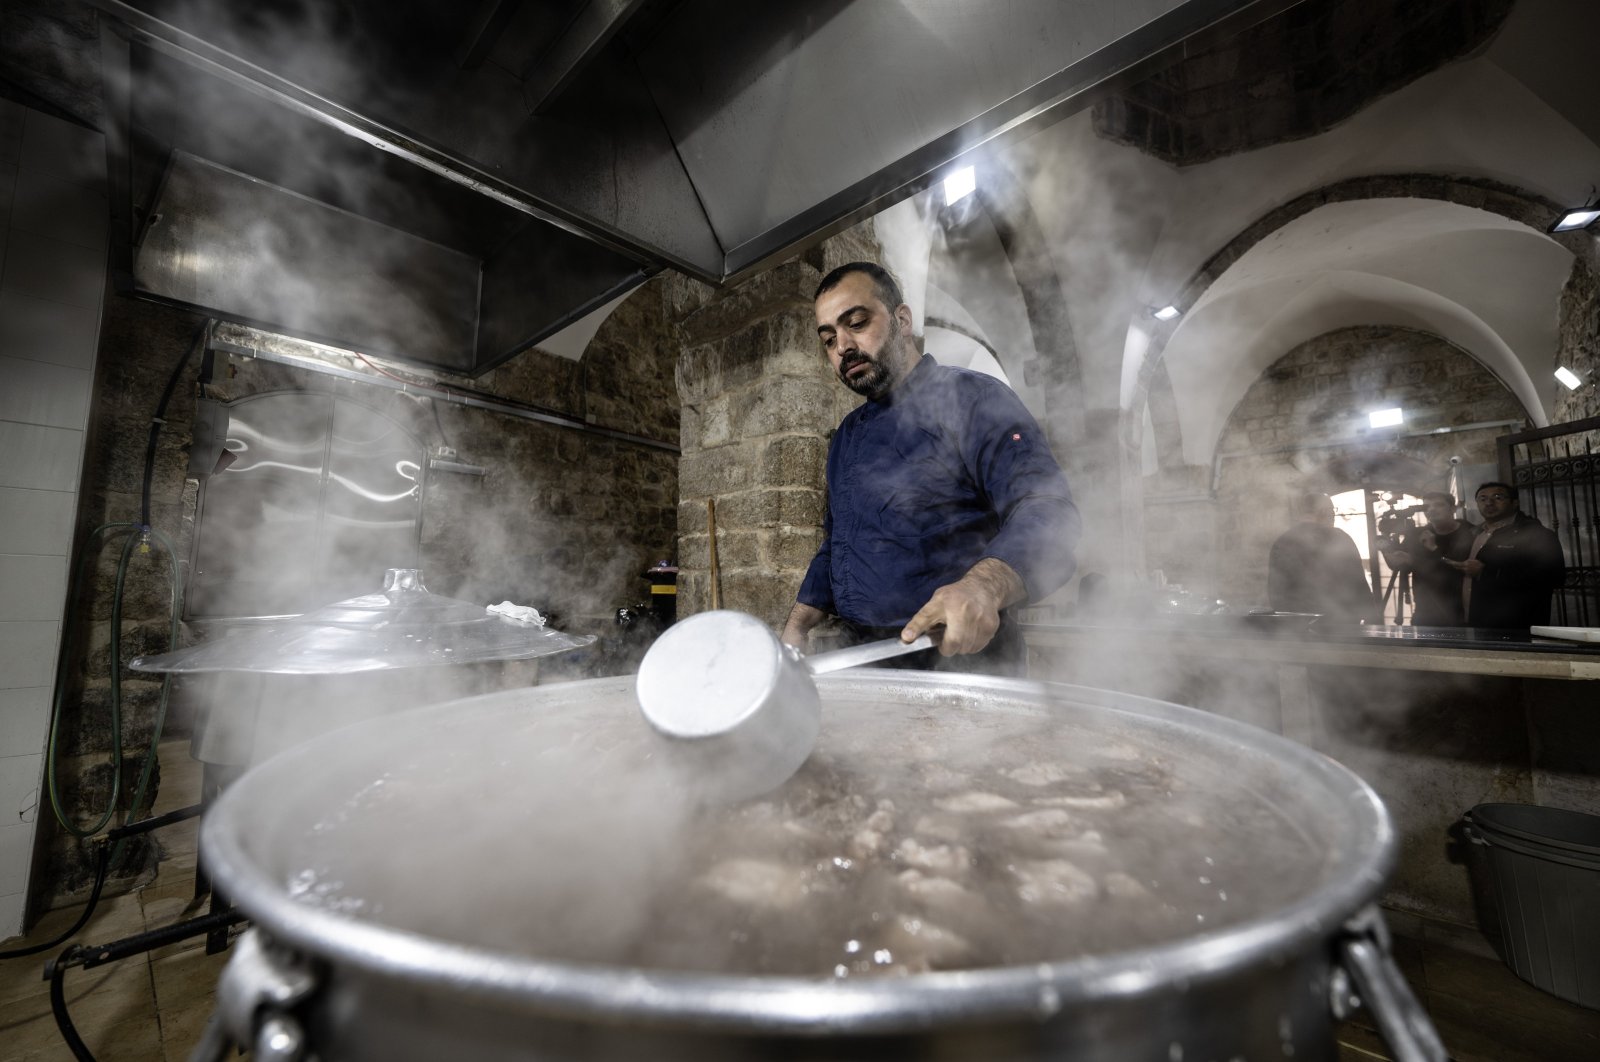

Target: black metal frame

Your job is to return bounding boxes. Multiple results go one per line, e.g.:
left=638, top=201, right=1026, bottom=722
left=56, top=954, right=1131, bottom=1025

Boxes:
left=1498, top=414, right=1600, bottom=626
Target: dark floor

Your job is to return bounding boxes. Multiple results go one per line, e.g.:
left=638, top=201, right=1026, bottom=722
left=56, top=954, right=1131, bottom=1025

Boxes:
left=1337, top=909, right=1600, bottom=1061
left=3, top=741, right=1598, bottom=1061
left=0, top=743, right=221, bottom=1061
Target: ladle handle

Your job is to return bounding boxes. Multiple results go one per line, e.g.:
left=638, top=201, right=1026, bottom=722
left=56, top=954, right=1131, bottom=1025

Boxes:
left=802, top=634, right=936, bottom=676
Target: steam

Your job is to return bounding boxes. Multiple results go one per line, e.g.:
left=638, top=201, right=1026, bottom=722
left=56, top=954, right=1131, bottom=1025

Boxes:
left=227, top=678, right=1342, bottom=975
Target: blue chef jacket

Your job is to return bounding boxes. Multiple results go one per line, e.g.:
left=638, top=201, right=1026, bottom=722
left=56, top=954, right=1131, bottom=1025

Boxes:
left=797, top=356, right=1080, bottom=627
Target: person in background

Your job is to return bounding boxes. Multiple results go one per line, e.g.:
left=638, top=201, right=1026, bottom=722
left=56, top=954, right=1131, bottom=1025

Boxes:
left=1266, top=491, right=1380, bottom=623
left=1378, top=491, right=1477, bottom=626
left=1444, top=482, right=1565, bottom=631
left=780, top=262, right=1081, bottom=676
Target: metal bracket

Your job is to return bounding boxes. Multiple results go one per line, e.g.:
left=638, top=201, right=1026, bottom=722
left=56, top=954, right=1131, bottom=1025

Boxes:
left=194, top=931, right=319, bottom=1062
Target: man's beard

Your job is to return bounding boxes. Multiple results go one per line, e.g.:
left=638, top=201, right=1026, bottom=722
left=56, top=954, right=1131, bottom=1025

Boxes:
left=838, top=320, right=901, bottom=400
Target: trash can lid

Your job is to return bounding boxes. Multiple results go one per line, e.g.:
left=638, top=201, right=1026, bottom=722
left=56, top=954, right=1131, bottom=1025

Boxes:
left=1468, top=803, right=1600, bottom=859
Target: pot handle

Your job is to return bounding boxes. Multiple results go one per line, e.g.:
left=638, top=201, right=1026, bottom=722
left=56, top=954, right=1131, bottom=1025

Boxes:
left=1334, top=907, right=1448, bottom=1062
left=189, top=930, right=317, bottom=1062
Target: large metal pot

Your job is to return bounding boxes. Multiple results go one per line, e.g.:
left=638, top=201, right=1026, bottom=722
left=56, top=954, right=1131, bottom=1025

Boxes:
left=196, top=672, right=1443, bottom=1061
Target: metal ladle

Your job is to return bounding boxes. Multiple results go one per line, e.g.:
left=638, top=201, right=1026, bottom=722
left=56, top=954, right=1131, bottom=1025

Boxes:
left=635, top=610, right=935, bottom=801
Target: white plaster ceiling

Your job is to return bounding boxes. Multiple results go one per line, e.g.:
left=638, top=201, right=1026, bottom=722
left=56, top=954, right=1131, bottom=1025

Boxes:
left=1163, top=198, right=1573, bottom=465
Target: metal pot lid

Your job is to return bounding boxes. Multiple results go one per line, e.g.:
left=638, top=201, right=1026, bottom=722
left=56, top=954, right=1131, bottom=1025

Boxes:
left=131, top=569, right=595, bottom=674
left=295, top=568, right=492, bottom=629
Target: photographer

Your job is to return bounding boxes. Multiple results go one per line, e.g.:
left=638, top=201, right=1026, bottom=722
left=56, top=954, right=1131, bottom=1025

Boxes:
left=1377, top=492, right=1476, bottom=626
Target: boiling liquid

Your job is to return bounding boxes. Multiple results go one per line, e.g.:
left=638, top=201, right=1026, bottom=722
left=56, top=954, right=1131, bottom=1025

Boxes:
left=284, top=688, right=1329, bottom=977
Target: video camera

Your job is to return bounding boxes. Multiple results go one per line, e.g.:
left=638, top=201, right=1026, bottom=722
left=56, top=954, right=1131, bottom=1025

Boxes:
left=1375, top=502, right=1426, bottom=549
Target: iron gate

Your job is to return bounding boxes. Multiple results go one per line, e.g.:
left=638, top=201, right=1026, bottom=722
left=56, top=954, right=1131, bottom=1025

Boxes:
left=1498, top=415, right=1600, bottom=627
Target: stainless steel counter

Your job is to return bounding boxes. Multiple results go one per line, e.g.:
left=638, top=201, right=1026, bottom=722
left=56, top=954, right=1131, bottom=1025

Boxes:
left=1022, top=621, right=1600, bottom=681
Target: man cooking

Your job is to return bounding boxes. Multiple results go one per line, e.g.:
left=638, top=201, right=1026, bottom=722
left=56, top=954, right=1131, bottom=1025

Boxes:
left=1444, top=481, right=1565, bottom=631
left=779, top=262, right=1081, bottom=676
left=1378, top=491, right=1477, bottom=626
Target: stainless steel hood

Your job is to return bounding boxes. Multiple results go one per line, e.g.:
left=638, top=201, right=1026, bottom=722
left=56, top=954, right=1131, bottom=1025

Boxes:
left=82, top=0, right=1294, bottom=374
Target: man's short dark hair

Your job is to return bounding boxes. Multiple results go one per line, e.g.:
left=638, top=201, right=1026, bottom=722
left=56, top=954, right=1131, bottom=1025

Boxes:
left=815, top=261, right=905, bottom=313
left=1421, top=491, right=1455, bottom=506
left=1293, top=490, right=1331, bottom=516
left=1475, top=481, right=1518, bottom=500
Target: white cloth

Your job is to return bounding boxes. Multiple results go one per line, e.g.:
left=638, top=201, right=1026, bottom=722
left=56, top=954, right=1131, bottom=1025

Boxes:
left=487, top=601, right=546, bottom=626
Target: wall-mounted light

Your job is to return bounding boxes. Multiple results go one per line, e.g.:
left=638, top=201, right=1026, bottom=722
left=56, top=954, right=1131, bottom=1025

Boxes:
left=1555, top=366, right=1584, bottom=390
left=943, top=166, right=976, bottom=206
left=1549, top=188, right=1600, bottom=233
left=1151, top=305, right=1182, bottom=321
left=1368, top=407, right=1404, bottom=428
left=1550, top=208, right=1599, bottom=233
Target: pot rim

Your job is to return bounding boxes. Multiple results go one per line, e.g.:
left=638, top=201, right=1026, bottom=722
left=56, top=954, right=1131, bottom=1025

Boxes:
left=202, top=672, right=1394, bottom=1034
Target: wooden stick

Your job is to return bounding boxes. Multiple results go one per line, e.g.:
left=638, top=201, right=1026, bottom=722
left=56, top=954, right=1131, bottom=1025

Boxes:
left=707, top=497, right=722, bottom=611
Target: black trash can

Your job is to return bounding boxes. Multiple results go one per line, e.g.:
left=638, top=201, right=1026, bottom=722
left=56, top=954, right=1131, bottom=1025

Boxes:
left=1460, top=803, right=1600, bottom=1010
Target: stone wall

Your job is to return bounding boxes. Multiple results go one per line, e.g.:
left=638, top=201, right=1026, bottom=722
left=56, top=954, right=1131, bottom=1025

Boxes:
left=35, top=282, right=679, bottom=905
left=1093, top=0, right=1514, bottom=166
left=1553, top=258, right=1600, bottom=425
left=668, top=227, right=880, bottom=630
left=1146, top=325, right=1529, bottom=605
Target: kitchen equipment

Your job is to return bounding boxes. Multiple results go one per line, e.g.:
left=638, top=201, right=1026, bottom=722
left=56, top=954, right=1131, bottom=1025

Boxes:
left=130, top=569, right=594, bottom=675
left=1459, top=804, right=1600, bottom=1009
left=196, top=671, right=1444, bottom=1062
left=635, top=609, right=934, bottom=800
left=1530, top=626, right=1600, bottom=643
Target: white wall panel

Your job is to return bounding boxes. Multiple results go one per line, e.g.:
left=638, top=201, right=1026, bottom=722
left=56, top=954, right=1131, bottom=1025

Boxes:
left=0, top=486, right=75, bottom=553
left=0, top=355, right=92, bottom=428
left=0, top=421, right=85, bottom=492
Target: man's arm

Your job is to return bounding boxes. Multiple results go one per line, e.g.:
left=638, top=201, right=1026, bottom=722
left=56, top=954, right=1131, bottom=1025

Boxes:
left=978, top=392, right=1078, bottom=590
left=781, top=601, right=829, bottom=650
left=901, top=557, right=1025, bottom=655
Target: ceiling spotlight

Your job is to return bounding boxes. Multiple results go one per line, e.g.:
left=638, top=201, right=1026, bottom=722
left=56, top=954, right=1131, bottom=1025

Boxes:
left=1151, top=305, right=1181, bottom=321
left=943, top=166, right=976, bottom=206
left=1555, top=366, right=1583, bottom=390
left=1368, top=407, right=1403, bottom=429
left=1549, top=206, right=1600, bottom=233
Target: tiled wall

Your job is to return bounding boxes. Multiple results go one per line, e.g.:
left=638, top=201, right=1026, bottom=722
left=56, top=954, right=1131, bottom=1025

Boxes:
left=0, top=100, right=107, bottom=938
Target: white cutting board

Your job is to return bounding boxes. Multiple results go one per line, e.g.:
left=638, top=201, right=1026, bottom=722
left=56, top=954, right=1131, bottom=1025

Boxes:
left=1531, top=626, right=1600, bottom=643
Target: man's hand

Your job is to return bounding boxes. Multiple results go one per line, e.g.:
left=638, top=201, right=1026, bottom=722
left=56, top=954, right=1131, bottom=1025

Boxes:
left=781, top=602, right=828, bottom=651
left=902, top=558, right=1026, bottom=655
left=1442, top=557, right=1484, bottom=578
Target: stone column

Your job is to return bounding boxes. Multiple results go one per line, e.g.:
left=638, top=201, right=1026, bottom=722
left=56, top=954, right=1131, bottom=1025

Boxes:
left=668, top=229, right=880, bottom=629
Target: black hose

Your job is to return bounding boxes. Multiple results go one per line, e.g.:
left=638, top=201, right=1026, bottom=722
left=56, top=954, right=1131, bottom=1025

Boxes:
left=141, top=319, right=210, bottom=527
left=50, top=947, right=98, bottom=1062
left=0, top=845, right=110, bottom=960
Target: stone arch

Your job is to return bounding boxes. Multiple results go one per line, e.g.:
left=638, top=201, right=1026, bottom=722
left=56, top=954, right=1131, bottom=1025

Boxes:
left=1191, top=323, right=1527, bottom=606
left=968, top=162, right=1087, bottom=452
left=1128, top=174, right=1597, bottom=471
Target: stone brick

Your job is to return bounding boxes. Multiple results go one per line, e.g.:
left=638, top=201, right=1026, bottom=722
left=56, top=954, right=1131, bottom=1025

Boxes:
left=675, top=260, right=819, bottom=347
left=766, top=526, right=824, bottom=569
left=678, top=498, right=709, bottom=535
left=728, top=375, right=839, bottom=438
left=707, top=528, right=762, bottom=569
left=679, top=442, right=761, bottom=498
left=718, top=569, right=798, bottom=630
left=778, top=488, right=826, bottom=528
left=60, top=678, right=165, bottom=755
left=708, top=488, right=784, bottom=529
left=759, top=435, right=828, bottom=490
left=677, top=337, right=759, bottom=406
left=693, top=393, right=733, bottom=449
